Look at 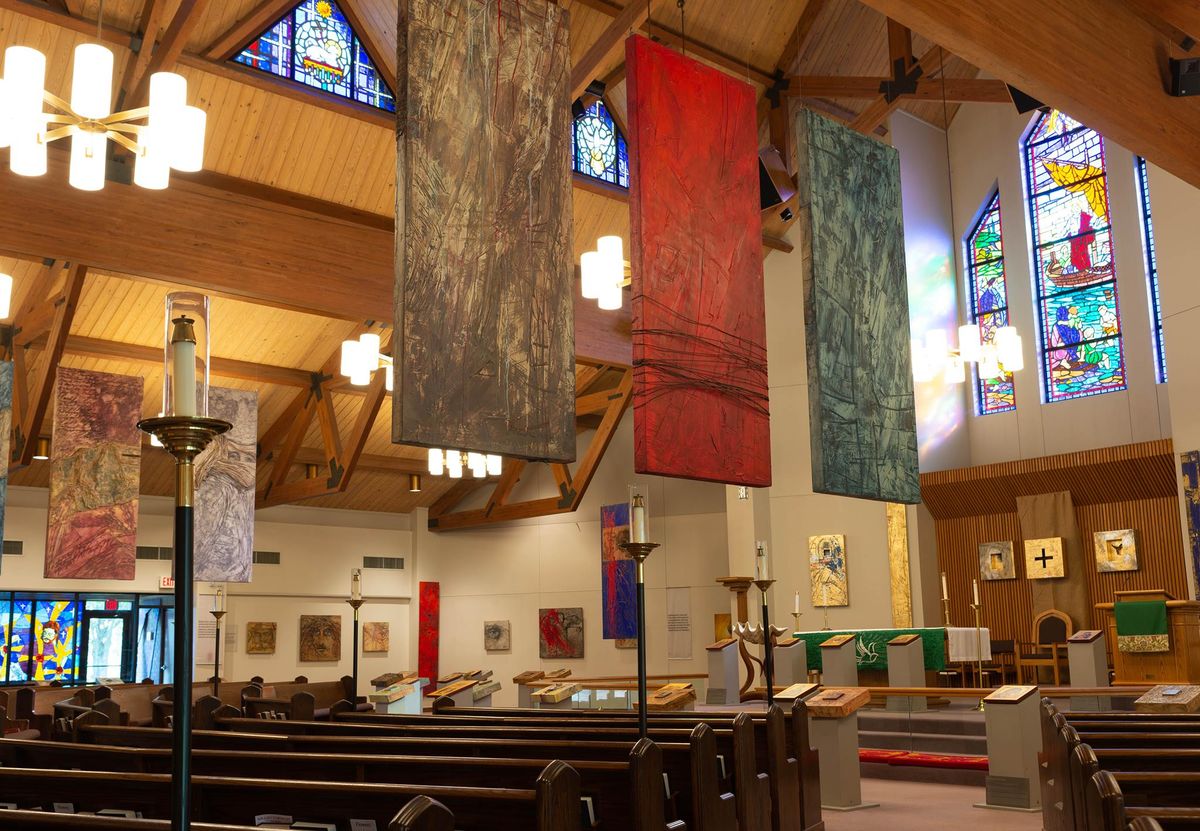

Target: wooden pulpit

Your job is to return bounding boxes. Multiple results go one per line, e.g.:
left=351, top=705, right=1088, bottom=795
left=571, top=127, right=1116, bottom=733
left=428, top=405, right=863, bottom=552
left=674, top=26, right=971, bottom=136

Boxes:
left=1096, top=590, right=1200, bottom=684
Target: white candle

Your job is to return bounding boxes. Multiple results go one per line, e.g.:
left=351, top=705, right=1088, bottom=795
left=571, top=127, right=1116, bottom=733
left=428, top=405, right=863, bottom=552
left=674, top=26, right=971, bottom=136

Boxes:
left=351, top=569, right=362, bottom=601
left=941, top=572, right=948, bottom=601
left=754, top=556, right=762, bottom=581
left=172, top=328, right=196, bottom=417
left=972, top=579, right=980, bottom=606
left=794, top=591, right=800, bottom=615
left=631, top=493, right=648, bottom=543
left=756, top=542, right=768, bottom=580
left=212, top=588, right=222, bottom=613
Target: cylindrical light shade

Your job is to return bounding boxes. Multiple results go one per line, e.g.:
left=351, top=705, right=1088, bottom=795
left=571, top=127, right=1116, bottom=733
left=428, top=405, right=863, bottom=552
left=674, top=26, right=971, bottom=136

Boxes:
left=943, top=354, right=966, bottom=384
left=170, top=105, right=205, bottom=172
left=70, top=43, right=114, bottom=119
left=68, top=128, right=107, bottom=191
left=305, top=463, right=320, bottom=479
left=358, top=332, right=381, bottom=370
left=32, top=436, right=50, bottom=461
left=5, top=46, right=46, bottom=118
left=133, top=126, right=170, bottom=190
left=0, top=79, right=10, bottom=150
left=408, top=473, right=422, bottom=493
left=385, top=363, right=394, bottom=392
left=978, top=344, right=1001, bottom=380
left=995, top=326, right=1022, bottom=368
left=162, top=292, right=210, bottom=418
left=958, top=323, right=982, bottom=363
left=581, top=250, right=603, bottom=300
left=910, top=339, right=935, bottom=383
left=923, top=328, right=948, bottom=358
left=149, top=72, right=186, bottom=119
left=467, top=451, right=485, bottom=478
left=349, top=361, right=370, bottom=387
left=485, top=454, right=502, bottom=476
left=0, top=273, right=13, bottom=319
left=340, top=339, right=360, bottom=377
left=9, top=127, right=46, bottom=177
left=598, top=281, right=622, bottom=311
left=428, top=448, right=444, bottom=476
left=1001, top=334, right=1024, bottom=372
left=446, top=452, right=463, bottom=478
left=597, top=235, right=623, bottom=270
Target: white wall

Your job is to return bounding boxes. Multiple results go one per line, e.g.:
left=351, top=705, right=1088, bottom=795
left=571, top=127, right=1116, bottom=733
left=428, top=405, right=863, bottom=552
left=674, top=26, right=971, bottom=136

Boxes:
left=946, top=102, right=1172, bottom=465
left=1, top=487, right=412, bottom=696
left=410, top=414, right=730, bottom=706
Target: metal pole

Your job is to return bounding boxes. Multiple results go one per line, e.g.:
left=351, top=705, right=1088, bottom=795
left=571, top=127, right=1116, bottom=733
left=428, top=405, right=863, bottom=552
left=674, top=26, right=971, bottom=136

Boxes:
left=636, top=566, right=648, bottom=738
left=211, top=611, right=225, bottom=698
left=762, top=592, right=775, bottom=708
left=352, top=604, right=360, bottom=700
left=172, top=463, right=194, bottom=831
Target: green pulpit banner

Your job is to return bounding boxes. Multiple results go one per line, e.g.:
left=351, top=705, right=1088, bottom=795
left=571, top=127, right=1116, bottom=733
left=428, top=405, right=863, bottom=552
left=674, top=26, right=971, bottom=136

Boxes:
left=796, top=628, right=947, bottom=671
left=1114, top=601, right=1170, bottom=653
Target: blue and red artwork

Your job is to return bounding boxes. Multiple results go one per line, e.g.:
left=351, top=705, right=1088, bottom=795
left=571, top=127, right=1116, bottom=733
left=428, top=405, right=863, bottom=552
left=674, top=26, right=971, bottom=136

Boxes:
left=539, top=607, right=584, bottom=659
left=601, top=503, right=637, bottom=640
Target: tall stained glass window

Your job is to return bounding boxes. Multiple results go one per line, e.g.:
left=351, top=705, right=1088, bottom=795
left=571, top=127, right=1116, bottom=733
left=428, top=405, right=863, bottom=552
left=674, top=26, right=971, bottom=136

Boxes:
left=234, top=0, right=395, bottom=112
left=1023, top=110, right=1126, bottom=402
left=572, top=101, right=629, bottom=188
left=966, top=191, right=1015, bottom=414
left=1135, top=156, right=1167, bottom=383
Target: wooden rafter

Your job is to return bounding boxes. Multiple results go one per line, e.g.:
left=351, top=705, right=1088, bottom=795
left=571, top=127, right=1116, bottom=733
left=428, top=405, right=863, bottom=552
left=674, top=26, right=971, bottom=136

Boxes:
left=336, top=0, right=397, bottom=91
left=1125, top=0, right=1200, bottom=47
left=570, top=0, right=649, bottom=100
left=127, top=0, right=210, bottom=107
left=429, top=368, right=633, bottom=531
left=9, top=263, right=86, bottom=470
left=116, top=0, right=172, bottom=110
left=850, top=42, right=945, bottom=135
left=204, top=0, right=298, bottom=60
left=786, top=75, right=1008, bottom=102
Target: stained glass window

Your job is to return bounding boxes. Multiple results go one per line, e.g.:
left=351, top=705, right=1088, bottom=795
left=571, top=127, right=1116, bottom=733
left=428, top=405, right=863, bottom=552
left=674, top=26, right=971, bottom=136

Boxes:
left=234, top=0, right=395, bottom=112
left=572, top=101, right=629, bottom=188
left=966, top=191, right=1016, bottom=414
left=1135, top=156, right=1167, bottom=383
left=1023, top=111, right=1126, bottom=402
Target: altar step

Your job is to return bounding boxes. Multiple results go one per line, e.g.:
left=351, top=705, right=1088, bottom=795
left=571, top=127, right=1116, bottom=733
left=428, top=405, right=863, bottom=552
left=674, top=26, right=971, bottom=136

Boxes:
left=856, top=707, right=988, bottom=787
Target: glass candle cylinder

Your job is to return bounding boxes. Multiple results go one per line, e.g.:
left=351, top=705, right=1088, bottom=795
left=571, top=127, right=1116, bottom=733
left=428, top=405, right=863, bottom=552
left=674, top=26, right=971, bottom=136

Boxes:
left=629, top=485, right=648, bottom=544
left=162, top=292, right=210, bottom=418
left=351, top=568, right=363, bottom=601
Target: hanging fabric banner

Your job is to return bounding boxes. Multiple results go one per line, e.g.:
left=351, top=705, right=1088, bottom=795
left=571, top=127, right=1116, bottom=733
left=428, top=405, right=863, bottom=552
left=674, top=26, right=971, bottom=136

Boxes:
left=0, top=362, right=12, bottom=574
left=195, top=387, right=258, bottom=583
left=627, top=34, right=770, bottom=487
left=45, top=367, right=142, bottom=580
left=395, top=0, right=575, bottom=462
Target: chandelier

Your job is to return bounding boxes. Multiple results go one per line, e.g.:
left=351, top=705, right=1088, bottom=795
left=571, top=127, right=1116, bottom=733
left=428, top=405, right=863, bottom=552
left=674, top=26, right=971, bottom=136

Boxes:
left=581, top=235, right=628, bottom=311
left=912, top=322, right=1024, bottom=384
left=339, top=332, right=393, bottom=390
left=1, top=39, right=205, bottom=190
left=427, top=448, right=502, bottom=479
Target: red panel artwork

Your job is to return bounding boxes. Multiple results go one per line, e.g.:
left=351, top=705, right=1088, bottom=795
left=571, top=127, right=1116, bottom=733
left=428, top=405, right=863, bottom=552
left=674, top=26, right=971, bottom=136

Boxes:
left=626, top=35, right=771, bottom=487
left=418, top=581, right=439, bottom=685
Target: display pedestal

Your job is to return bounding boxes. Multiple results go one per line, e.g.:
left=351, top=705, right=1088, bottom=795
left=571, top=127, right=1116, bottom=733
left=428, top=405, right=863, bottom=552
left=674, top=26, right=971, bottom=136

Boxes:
left=807, top=687, right=876, bottom=811
left=369, top=680, right=425, bottom=714
left=775, top=637, right=807, bottom=687
left=513, top=671, right=549, bottom=709
left=886, top=635, right=927, bottom=713
left=470, top=680, right=502, bottom=707
left=1067, top=630, right=1110, bottom=711
left=821, top=635, right=859, bottom=687
left=977, top=686, right=1041, bottom=812
left=706, top=638, right=739, bottom=705
left=531, top=682, right=580, bottom=710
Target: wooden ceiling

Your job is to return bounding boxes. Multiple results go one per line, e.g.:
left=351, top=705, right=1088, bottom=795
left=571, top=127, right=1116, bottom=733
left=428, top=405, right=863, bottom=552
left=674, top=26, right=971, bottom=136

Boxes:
left=0, top=0, right=1013, bottom=514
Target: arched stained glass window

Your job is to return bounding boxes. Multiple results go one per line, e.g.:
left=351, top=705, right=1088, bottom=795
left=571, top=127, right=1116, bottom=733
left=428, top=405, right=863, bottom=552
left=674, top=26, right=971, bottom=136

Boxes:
left=234, top=0, right=395, bottom=112
left=1023, top=110, right=1126, bottom=402
left=572, top=101, right=629, bottom=188
left=966, top=191, right=1015, bottom=414
left=1134, top=156, right=1167, bottom=383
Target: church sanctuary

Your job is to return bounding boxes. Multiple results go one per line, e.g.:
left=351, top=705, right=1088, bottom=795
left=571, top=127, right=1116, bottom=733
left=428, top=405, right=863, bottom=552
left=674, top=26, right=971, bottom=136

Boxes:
left=1, top=0, right=1200, bottom=829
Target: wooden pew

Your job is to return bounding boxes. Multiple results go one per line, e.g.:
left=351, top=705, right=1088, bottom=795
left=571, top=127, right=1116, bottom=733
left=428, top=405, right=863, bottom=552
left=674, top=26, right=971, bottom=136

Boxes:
left=0, top=763, right=582, bottom=831
left=0, top=813, right=255, bottom=830
left=1085, top=769, right=1200, bottom=830
left=74, top=723, right=732, bottom=831
left=0, top=736, right=681, bottom=831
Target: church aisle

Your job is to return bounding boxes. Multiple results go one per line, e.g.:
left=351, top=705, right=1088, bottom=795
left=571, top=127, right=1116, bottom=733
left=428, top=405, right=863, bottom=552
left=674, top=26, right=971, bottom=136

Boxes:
left=823, top=780, right=1040, bottom=830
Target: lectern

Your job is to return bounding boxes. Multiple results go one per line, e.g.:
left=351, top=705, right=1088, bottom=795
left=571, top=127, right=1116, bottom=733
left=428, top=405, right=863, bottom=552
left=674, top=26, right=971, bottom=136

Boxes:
left=1096, top=590, right=1200, bottom=684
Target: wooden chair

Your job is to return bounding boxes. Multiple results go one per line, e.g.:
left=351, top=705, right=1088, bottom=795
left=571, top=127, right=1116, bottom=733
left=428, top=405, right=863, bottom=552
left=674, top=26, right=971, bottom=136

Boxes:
left=983, top=639, right=1017, bottom=684
left=1017, top=610, right=1073, bottom=685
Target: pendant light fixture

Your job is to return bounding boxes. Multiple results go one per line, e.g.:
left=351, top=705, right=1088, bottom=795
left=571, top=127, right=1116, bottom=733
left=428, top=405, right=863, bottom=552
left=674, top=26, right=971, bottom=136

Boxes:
left=426, top=448, right=502, bottom=479
left=0, top=1, right=206, bottom=191
left=580, top=235, right=630, bottom=310
left=338, top=330, right=393, bottom=390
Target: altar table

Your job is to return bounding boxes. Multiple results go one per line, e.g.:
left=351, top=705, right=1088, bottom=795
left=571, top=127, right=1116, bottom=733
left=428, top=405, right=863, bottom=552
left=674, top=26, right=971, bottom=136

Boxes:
left=795, top=627, right=991, bottom=671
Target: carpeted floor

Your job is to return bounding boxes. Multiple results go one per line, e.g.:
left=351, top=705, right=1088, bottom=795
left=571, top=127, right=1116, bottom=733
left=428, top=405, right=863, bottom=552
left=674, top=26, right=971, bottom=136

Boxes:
left=823, top=779, right=1041, bottom=830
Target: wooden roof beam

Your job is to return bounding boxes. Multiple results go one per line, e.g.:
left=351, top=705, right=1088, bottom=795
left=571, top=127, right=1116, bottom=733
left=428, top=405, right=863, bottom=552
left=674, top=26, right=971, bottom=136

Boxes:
left=787, top=75, right=1010, bottom=102
left=115, top=0, right=172, bottom=110
left=203, top=0, right=298, bottom=60
left=570, top=0, right=650, bottom=101
left=1125, top=0, right=1200, bottom=48
left=127, top=0, right=210, bottom=107
left=336, top=0, right=398, bottom=94
left=850, top=43, right=945, bottom=135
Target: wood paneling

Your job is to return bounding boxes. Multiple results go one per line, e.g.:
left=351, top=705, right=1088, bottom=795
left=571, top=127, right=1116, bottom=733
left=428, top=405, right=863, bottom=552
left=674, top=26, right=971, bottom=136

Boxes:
left=927, top=442, right=1191, bottom=643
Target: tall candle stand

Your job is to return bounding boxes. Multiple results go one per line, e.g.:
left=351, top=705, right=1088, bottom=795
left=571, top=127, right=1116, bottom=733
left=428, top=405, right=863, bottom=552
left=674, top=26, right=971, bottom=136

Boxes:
left=821, top=601, right=831, bottom=631
left=619, top=540, right=659, bottom=738
left=943, top=597, right=952, bottom=626
left=791, top=611, right=802, bottom=635
left=210, top=607, right=226, bottom=697
left=754, top=578, right=777, bottom=708
left=139, top=415, right=231, bottom=831
left=347, top=596, right=365, bottom=704
left=971, top=600, right=985, bottom=711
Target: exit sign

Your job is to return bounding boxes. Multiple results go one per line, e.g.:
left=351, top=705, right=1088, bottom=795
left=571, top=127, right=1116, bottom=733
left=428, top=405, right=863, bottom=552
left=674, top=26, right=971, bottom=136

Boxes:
left=159, top=576, right=175, bottom=590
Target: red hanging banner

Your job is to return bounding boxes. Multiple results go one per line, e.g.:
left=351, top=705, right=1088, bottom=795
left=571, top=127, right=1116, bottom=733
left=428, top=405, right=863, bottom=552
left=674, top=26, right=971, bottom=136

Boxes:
left=627, top=35, right=771, bottom=487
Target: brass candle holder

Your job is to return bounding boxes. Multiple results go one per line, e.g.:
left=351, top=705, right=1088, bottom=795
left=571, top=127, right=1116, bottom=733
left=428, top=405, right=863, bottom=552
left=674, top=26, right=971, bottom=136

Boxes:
left=970, top=600, right=985, bottom=711
left=210, top=608, right=227, bottom=697
left=791, top=611, right=802, bottom=634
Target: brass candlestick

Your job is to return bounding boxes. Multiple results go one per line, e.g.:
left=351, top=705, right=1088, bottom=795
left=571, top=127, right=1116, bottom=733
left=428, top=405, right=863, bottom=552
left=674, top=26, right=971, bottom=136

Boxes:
left=139, top=415, right=231, bottom=831
left=754, top=578, right=777, bottom=707
left=619, top=540, right=659, bottom=738
left=210, top=609, right=227, bottom=697
left=971, top=601, right=985, bottom=710
left=791, top=611, right=802, bottom=634
left=943, top=597, right=952, bottom=627
left=347, top=597, right=366, bottom=704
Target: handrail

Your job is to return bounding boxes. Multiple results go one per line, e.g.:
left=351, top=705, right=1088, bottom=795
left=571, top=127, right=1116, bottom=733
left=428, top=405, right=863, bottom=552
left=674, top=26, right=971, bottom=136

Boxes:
left=858, top=685, right=1154, bottom=699
left=537, top=673, right=707, bottom=684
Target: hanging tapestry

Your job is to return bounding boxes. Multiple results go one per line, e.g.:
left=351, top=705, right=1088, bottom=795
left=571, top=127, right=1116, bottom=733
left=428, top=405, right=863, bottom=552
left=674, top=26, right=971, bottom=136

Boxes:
left=0, top=362, right=11, bottom=572
left=794, top=109, right=919, bottom=503
left=600, top=502, right=637, bottom=640
left=45, top=367, right=141, bottom=580
left=195, top=387, right=257, bottom=583
left=1182, top=450, right=1200, bottom=591
left=418, top=581, right=440, bottom=683
left=627, top=34, right=770, bottom=487
left=395, top=0, right=575, bottom=462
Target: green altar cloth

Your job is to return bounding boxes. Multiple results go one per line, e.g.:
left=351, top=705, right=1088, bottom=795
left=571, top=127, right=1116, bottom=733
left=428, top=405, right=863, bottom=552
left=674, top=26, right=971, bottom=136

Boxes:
left=795, top=628, right=947, bottom=671
left=1114, top=600, right=1170, bottom=653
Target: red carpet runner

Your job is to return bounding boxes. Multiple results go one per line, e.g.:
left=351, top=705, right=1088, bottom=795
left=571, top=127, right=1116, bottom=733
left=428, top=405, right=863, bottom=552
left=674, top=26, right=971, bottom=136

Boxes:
left=859, top=748, right=990, bottom=771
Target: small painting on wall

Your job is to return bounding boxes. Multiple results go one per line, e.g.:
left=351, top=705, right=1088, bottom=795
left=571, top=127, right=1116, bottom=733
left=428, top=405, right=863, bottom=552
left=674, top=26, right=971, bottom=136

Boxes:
left=809, top=534, right=849, bottom=607
left=615, top=638, right=637, bottom=649
left=1094, top=529, right=1138, bottom=572
left=978, top=541, right=1016, bottom=581
left=362, top=622, right=389, bottom=653
left=245, top=622, right=276, bottom=655
left=484, top=620, right=511, bottom=651
left=1024, top=537, right=1065, bottom=579
left=299, top=615, right=341, bottom=662
left=539, top=607, right=584, bottom=659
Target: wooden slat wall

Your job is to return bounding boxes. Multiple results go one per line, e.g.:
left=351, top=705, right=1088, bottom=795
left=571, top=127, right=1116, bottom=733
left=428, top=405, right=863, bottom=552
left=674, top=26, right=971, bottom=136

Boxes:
left=928, top=442, right=1190, bottom=642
